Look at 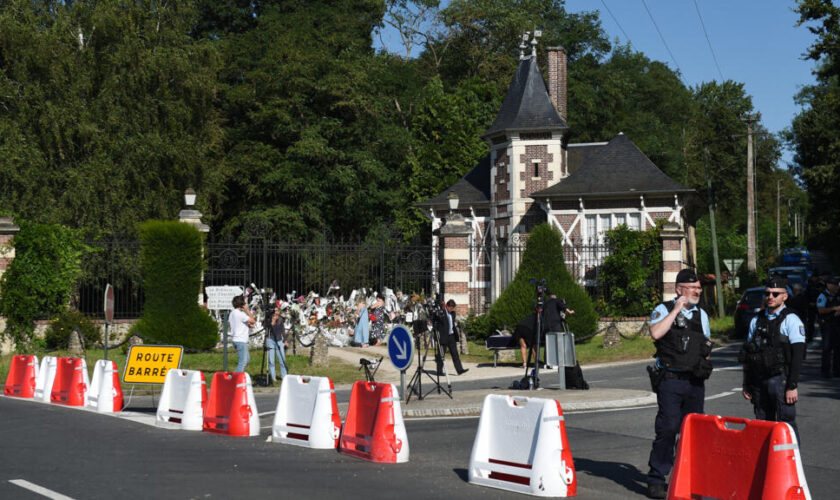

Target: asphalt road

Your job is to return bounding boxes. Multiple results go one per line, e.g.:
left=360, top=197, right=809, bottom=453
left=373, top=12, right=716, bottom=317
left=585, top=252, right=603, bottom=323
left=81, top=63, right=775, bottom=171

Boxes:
left=2, top=342, right=838, bottom=499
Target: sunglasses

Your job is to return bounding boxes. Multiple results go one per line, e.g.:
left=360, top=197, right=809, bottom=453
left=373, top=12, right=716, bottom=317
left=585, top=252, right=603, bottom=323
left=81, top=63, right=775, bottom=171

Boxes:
left=764, top=291, right=785, bottom=298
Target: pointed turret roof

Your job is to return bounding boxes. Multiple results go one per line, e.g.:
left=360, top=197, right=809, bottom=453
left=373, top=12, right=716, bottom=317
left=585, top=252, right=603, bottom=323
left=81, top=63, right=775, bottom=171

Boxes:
left=482, top=55, right=568, bottom=138
left=531, top=134, right=695, bottom=199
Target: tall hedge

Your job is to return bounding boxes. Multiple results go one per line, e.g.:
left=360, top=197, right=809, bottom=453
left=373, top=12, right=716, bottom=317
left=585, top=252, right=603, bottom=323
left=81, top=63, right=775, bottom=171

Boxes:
left=0, top=220, right=88, bottom=348
left=486, top=223, right=598, bottom=342
left=136, top=221, right=216, bottom=349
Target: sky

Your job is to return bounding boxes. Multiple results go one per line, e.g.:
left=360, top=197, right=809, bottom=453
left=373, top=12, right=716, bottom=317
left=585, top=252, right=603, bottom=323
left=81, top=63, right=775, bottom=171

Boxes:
left=563, top=0, right=819, bottom=168
left=375, top=1, right=820, bottom=169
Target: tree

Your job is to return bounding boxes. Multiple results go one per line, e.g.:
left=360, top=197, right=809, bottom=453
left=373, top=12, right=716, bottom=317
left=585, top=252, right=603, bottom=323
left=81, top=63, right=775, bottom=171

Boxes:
left=785, top=1, right=840, bottom=253
left=0, top=220, right=88, bottom=348
left=0, top=0, right=225, bottom=239
left=597, top=224, right=662, bottom=317
left=486, top=223, right=597, bottom=341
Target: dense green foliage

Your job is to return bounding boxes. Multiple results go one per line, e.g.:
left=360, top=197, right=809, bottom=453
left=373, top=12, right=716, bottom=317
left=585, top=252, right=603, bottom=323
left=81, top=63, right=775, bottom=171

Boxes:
left=44, top=309, right=100, bottom=350
left=486, top=224, right=597, bottom=341
left=0, top=0, right=809, bottom=266
left=597, top=225, right=662, bottom=317
left=0, top=221, right=88, bottom=347
left=136, top=221, right=217, bottom=349
left=787, top=1, right=840, bottom=259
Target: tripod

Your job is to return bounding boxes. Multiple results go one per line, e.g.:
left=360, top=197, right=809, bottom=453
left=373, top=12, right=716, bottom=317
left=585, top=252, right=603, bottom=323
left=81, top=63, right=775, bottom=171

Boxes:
left=524, top=283, right=547, bottom=390
left=406, top=322, right=452, bottom=402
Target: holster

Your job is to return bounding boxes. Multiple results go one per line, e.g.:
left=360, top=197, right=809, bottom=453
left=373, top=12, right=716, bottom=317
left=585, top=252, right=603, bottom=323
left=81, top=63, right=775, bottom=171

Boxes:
left=647, top=364, right=664, bottom=393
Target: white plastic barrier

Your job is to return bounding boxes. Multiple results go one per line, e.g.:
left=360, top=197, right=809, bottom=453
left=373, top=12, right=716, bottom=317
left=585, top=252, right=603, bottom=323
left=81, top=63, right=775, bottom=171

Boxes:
left=86, top=360, right=124, bottom=413
left=156, top=369, right=207, bottom=431
left=271, top=375, right=341, bottom=449
left=33, top=356, right=58, bottom=403
left=468, top=395, right=577, bottom=497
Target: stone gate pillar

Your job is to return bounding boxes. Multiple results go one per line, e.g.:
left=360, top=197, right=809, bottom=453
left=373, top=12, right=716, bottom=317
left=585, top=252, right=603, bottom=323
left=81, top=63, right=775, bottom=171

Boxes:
left=0, top=216, right=20, bottom=288
left=660, top=221, right=685, bottom=302
left=439, top=214, right=471, bottom=317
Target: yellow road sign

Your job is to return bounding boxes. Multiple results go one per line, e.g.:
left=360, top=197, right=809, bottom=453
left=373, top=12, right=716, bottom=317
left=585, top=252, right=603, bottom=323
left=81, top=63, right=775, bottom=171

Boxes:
left=123, top=345, right=184, bottom=384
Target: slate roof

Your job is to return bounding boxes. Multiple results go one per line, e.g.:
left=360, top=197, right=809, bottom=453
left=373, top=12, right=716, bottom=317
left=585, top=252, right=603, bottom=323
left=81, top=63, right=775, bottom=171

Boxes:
left=566, top=142, right=607, bottom=176
left=414, top=153, right=491, bottom=210
left=482, top=55, right=568, bottom=138
left=531, top=134, right=695, bottom=199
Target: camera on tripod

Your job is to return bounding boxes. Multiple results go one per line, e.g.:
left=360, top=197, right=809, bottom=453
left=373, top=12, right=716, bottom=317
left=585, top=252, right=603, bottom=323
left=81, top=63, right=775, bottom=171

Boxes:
left=530, top=278, right=550, bottom=307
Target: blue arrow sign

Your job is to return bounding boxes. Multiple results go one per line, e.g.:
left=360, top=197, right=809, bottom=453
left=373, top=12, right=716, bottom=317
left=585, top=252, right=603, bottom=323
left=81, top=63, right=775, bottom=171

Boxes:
left=387, top=325, right=414, bottom=372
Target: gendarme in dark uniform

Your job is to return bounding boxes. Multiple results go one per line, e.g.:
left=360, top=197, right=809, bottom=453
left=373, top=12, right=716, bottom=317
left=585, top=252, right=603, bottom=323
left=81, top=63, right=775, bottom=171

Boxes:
left=645, top=269, right=712, bottom=499
left=741, top=276, right=806, bottom=443
left=817, top=276, right=840, bottom=378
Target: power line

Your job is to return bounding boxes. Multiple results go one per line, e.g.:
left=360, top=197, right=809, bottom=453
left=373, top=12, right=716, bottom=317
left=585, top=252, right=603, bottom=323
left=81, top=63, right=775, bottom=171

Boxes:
left=693, top=0, right=725, bottom=81
left=640, top=0, right=685, bottom=84
left=600, top=0, right=634, bottom=50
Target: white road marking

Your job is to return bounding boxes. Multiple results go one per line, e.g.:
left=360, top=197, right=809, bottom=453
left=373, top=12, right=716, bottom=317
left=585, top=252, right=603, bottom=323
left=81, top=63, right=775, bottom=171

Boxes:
left=705, top=391, right=736, bottom=401
left=715, top=366, right=743, bottom=371
left=258, top=411, right=275, bottom=417
left=9, top=480, right=76, bottom=500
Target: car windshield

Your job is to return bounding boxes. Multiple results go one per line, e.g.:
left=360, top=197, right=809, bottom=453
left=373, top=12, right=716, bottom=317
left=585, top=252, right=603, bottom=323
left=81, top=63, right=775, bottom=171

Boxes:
left=742, top=290, right=765, bottom=309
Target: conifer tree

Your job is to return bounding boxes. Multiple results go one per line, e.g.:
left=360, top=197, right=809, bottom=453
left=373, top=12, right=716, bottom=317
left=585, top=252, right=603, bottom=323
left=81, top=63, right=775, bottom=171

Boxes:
left=487, top=223, right=597, bottom=341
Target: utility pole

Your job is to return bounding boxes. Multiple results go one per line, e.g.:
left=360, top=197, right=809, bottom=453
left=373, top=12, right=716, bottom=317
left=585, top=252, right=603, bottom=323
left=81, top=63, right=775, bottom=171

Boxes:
left=742, top=113, right=760, bottom=273
left=776, top=179, right=781, bottom=254
left=704, top=148, right=725, bottom=318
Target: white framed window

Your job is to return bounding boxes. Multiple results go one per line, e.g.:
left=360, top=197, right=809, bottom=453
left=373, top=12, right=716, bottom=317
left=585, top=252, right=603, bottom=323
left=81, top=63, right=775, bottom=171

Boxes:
left=629, top=213, right=641, bottom=230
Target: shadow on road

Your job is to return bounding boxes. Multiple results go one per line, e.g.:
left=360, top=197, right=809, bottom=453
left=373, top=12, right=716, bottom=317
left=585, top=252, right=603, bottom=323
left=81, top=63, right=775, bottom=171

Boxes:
left=573, top=457, right=648, bottom=495
left=453, top=467, right=468, bottom=483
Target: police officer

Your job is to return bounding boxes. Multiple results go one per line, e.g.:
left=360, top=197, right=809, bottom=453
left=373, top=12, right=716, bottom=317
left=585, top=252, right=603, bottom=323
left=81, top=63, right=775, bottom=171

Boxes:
left=741, top=276, right=806, bottom=443
left=817, top=276, right=840, bottom=378
left=646, top=269, right=712, bottom=499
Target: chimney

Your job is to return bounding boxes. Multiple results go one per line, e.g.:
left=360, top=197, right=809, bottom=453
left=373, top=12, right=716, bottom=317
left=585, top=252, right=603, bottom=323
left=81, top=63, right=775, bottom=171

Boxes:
left=547, top=46, right=567, bottom=122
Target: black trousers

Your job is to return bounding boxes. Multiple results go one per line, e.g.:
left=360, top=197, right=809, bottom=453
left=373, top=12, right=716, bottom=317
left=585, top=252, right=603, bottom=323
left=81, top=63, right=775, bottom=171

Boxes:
left=750, top=374, right=800, bottom=444
left=435, top=337, right=465, bottom=373
left=821, top=323, right=840, bottom=376
left=647, top=375, right=705, bottom=485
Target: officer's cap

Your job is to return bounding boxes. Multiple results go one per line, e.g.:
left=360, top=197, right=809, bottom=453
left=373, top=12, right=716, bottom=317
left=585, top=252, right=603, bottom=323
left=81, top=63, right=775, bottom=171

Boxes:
left=764, top=275, right=788, bottom=289
left=827, top=276, right=840, bottom=286
left=675, top=269, right=699, bottom=284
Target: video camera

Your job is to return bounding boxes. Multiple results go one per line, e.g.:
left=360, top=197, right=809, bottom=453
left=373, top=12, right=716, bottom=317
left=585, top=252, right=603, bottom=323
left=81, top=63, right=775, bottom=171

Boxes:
left=529, top=278, right=550, bottom=308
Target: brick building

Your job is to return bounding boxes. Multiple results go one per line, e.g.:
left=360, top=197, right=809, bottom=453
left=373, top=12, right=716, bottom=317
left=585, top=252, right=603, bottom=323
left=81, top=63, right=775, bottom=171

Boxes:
left=417, top=40, right=702, bottom=316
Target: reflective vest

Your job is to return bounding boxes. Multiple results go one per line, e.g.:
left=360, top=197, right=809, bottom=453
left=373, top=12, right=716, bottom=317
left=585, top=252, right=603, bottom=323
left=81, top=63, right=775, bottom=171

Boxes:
left=655, top=302, right=707, bottom=372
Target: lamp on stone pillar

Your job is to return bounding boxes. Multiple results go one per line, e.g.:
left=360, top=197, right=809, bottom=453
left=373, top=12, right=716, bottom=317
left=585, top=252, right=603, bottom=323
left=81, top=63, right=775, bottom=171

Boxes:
left=448, top=192, right=459, bottom=215
left=179, top=188, right=209, bottom=233
left=179, top=188, right=209, bottom=305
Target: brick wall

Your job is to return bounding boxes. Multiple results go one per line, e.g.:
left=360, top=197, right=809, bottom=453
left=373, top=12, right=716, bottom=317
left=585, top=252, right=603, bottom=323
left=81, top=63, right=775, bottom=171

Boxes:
left=519, top=145, right=554, bottom=198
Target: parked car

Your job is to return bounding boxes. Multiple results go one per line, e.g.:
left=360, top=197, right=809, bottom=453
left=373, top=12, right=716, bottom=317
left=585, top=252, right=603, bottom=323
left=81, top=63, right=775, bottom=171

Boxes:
left=781, top=248, right=812, bottom=268
left=734, top=287, right=766, bottom=338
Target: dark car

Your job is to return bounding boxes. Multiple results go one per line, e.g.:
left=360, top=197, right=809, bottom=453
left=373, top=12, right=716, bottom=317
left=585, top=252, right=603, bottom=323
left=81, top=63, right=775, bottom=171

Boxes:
left=734, top=287, right=766, bottom=338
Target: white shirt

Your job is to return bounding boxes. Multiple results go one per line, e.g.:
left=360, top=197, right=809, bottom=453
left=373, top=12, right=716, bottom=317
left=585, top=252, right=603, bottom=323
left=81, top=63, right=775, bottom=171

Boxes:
left=229, top=308, right=251, bottom=343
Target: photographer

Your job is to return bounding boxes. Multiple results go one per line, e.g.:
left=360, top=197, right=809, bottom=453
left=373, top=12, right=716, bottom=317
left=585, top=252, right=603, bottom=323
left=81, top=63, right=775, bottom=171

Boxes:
left=515, top=294, right=574, bottom=368
left=433, top=299, right=469, bottom=376
left=267, top=308, right=288, bottom=384
left=645, top=269, right=711, bottom=499
left=230, top=295, right=256, bottom=373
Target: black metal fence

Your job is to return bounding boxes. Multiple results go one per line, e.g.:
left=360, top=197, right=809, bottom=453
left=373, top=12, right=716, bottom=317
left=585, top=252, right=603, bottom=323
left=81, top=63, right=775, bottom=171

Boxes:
left=76, top=238, right=434, bottom=319
left=75, top=237, right=656, bottom=320
left=465, top=240, right=616, bottom=315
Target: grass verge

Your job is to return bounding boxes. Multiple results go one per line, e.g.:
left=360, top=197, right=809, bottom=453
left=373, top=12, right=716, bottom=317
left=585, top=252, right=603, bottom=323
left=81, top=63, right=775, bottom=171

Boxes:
left=0, top=347, right=362, bottom=390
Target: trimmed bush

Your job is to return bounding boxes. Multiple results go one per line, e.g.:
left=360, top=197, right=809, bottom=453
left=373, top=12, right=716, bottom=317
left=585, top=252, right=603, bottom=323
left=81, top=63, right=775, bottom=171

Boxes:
left=486, top=224, right=598, bottom=342
left=135, top=221, right=217, bottom=350
left=0, top=220, right=88, bottom=348
left=597, top=224, right=662, bottom=317
left=44, top=309, right=101, bottom=350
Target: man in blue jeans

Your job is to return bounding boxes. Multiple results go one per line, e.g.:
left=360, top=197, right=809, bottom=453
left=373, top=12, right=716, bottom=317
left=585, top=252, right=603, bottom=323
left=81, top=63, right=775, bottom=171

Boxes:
left=268, top=308, right=288, bottom=384
left=229, top=295, right=255, bottom=373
